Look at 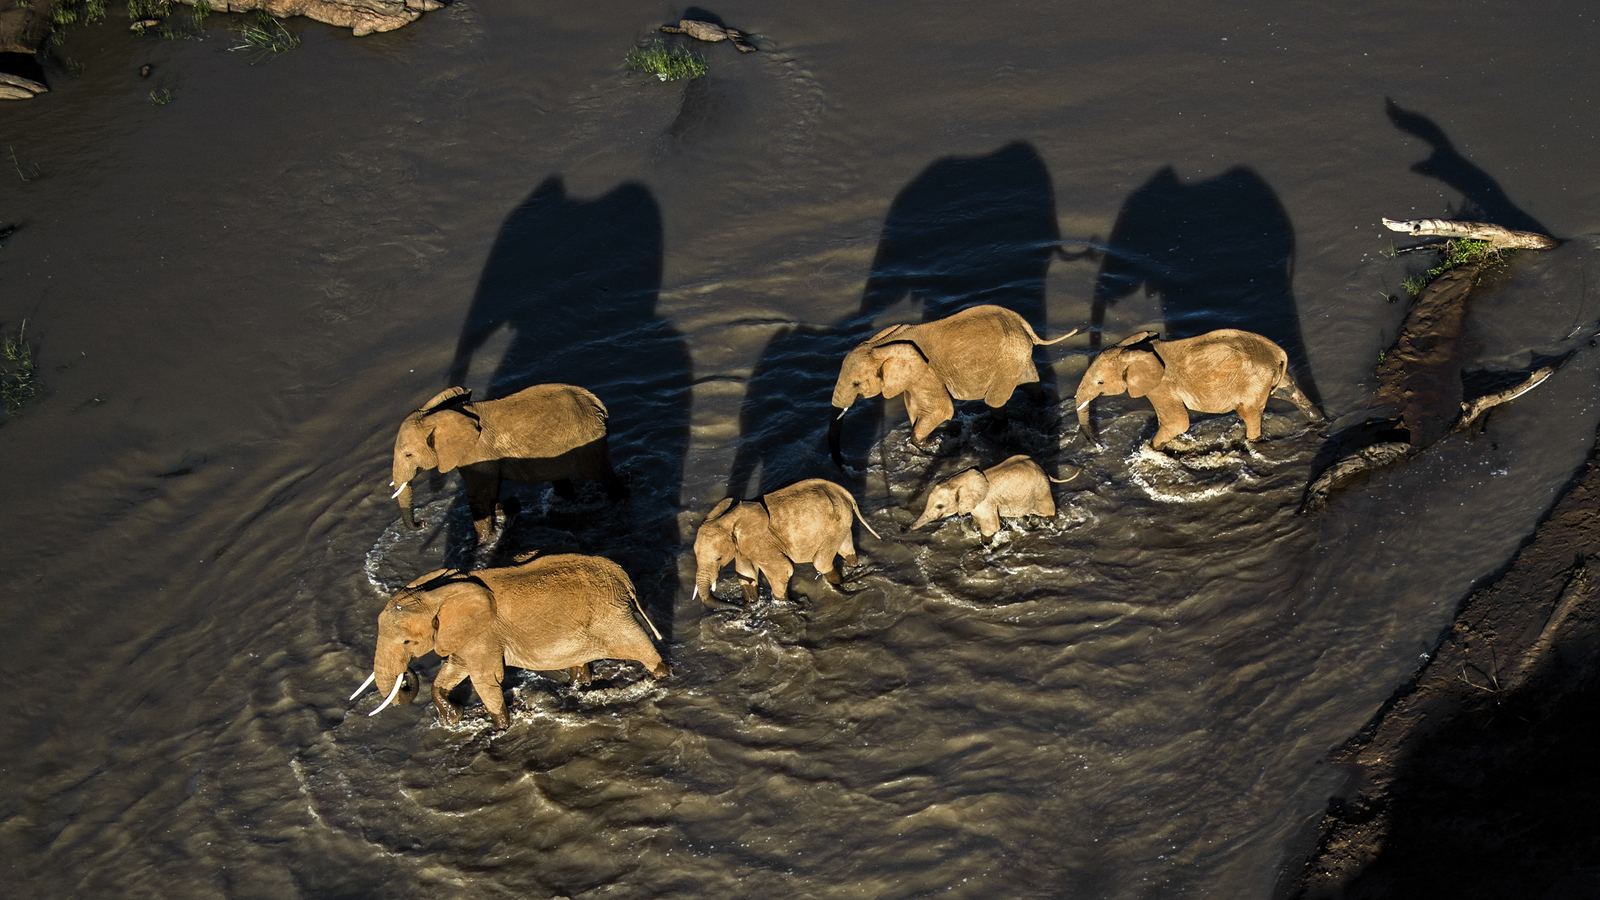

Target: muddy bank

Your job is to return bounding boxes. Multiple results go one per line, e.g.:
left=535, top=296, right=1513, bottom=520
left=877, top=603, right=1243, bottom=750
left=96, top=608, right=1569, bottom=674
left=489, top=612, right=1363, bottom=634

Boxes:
left=1287, top=416, right=1600, bottom=898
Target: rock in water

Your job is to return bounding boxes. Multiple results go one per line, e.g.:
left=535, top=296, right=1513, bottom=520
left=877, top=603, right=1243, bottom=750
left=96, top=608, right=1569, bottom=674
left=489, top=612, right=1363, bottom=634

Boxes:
left=660, top=18, right=757, bottom=52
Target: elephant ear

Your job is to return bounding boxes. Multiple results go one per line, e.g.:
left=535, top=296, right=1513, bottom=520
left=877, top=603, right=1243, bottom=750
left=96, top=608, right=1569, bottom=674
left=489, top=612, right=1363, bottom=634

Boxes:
left=953, top=469, right=989, bottom=511
left=1116, top=331, right=1159, bottom=348
left=873, top=342, right=928, bottom=399
left=429, top=411, right=482, bottom=472
left=432, top=584, right=495, bottom=659
left=706, top=497, right=736, bottom=523
left=419, top=386, right=471, bottom=414
left=1122, top=351, right=1165, bottom=398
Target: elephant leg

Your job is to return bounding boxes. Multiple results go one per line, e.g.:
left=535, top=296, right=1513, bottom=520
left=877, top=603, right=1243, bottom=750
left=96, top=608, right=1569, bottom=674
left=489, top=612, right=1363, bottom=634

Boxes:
left=471, top=666, right=510, bottom=730
left=594, top=441, right=630, bottom=499
left=1034, top=495, right=1057, bottom=517
left=813, top=549, right=842, bottom=587
left=460, top=465, right=501, bottom=543
left=1147, top=395, right=1191, bottom=451
left=974, top=507, right=1001, bottom=541
left=838, top=533, right=859, bottom=569
left=759, top=557, right=796, bottom=601
left=432, top=658, right=471, bottom=726
left=568, top=664, right=592, bottom=687
left=735, top=555, right=761, bottom=605
left=1237, top=401, right=1266, bottom=441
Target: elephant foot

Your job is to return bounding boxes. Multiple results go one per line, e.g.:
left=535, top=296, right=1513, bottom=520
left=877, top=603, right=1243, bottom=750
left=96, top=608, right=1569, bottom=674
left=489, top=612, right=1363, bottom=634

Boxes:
left=489, top=709, right=510, bottom=730
left=435, top=701, right=463, bottom=726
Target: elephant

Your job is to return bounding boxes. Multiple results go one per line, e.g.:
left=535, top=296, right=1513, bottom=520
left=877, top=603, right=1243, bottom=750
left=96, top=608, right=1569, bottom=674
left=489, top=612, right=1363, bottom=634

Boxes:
left=692, top=479, right=882, bottom=608
left=1075, top=329, right=1324, bottom=451
left=352, top=554, right=668, bottom=730
left=910, top=454, right=1081, bottom=541
left=389, top=384, right=624, bottom=543
left=829, top=305, right=1078, bottom=466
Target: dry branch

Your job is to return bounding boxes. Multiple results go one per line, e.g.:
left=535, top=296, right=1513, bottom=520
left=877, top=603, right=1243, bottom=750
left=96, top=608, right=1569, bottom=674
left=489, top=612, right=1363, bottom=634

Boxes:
left=1382, top=217, right=1560, bottom=251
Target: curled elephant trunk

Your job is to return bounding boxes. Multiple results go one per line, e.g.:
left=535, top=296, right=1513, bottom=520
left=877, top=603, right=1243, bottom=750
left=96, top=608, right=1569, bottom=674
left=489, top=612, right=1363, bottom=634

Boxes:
left=828, top=405, right=848, bottom=469
left=395, top=481, right=419, bottom=529
left=693, top=563, right=741, bottom=611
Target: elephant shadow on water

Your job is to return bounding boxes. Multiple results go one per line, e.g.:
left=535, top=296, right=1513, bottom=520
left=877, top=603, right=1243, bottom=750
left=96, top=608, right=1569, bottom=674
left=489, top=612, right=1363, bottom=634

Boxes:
left=728, top=141, right=1069, bottom=498
left=1091, top=165, right=1319, bottom=414
left=438, top=175, right=691, bottom=644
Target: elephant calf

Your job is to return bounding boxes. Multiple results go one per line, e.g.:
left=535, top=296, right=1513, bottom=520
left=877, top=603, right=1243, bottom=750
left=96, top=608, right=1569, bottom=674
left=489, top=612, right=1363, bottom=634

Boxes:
left=693, top=479, right=881, bottom=608
left=390, top=384, right=625, bottom=542
left=354, top=554, right=668, bottom=730
left=1075, top=329, right=1323, bottom=451
left=910, top=454, right=1079, bottom=541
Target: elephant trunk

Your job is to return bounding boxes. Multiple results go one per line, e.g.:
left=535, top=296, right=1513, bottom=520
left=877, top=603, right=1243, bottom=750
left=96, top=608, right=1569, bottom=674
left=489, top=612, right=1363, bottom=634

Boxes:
left=693, top=552, right=740, bottom=610
left=1076, top=388, right=1103, bottom=448
left=395, top=481, right=419, bottom=529
left=828, top=407, right=848, bottom=468
left=371, top=645, right=419, bottom=711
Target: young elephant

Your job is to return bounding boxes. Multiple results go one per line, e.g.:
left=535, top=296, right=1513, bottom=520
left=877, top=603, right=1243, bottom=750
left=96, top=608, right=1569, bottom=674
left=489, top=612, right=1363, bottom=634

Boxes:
left=692, top=479, right=882, bottom=608
left=390, top=384, right=624, bottom=542
left=910, top=454, right=1079, bottom=540
left=829, top=305, right=1078, bottom=465
left=353, top=555, right=668, bottom=730
left=1075, top=329, right=1323, bottom=451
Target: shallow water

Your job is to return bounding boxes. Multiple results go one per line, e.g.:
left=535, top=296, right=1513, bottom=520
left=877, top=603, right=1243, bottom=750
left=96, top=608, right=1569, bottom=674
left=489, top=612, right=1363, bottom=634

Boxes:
left=4, top=3, right=1600, bottom=898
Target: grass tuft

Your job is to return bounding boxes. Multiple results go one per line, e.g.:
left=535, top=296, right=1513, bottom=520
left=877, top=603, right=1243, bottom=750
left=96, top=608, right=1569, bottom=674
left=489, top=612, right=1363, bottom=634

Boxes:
left=1403, top=239, right=1507, bottom=297
left=230, top=16, right=299, bottom=59
left=2, top=321, right=41, bottom=414
left=149, top=88, right=172, bottom=105
left=627, top=40, right=707, bottom=82
left=9, top=146, right=41, bottom=184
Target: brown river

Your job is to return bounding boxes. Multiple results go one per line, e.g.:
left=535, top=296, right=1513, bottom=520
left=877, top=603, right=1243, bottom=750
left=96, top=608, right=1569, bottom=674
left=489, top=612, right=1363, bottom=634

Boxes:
left=4, top=3, right=1600, bottom=897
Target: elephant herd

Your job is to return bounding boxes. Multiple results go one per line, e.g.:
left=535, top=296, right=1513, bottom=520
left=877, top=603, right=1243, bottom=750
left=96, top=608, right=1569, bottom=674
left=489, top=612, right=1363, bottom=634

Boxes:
left=351, top=304, right=1323, bottom=731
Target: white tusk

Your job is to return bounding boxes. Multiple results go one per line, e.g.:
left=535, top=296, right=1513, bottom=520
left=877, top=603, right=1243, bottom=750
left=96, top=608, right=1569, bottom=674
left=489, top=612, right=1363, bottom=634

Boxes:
left=1076, top=398, right=1094, bottom=411
left=369, top=673, right=405, bottom=717
left=691, top=585, right=698, bottom=601
left=391, top=483, right=406, bottom=499
left=348, top=671, right=376, bottom=701
left=836, top=408, right=847, bottom=420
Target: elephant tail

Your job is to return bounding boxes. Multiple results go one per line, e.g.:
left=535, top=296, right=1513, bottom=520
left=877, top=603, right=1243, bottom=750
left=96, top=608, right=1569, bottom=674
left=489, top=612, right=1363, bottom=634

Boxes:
left=1023, top=320, right=1081, bottom=347
left=629, top=587, right=664, bottom=642
left=844, top=492, right=883, bottom=540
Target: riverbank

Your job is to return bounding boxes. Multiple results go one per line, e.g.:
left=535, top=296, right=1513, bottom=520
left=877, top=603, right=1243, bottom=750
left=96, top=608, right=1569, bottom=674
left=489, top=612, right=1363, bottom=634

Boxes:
left=1287, top=411, right=1600, bottom=898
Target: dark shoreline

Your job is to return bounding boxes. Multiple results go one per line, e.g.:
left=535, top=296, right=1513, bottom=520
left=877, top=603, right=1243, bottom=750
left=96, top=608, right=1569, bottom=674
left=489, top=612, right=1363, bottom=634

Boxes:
left=1284, top=415, right=1600, bottom=898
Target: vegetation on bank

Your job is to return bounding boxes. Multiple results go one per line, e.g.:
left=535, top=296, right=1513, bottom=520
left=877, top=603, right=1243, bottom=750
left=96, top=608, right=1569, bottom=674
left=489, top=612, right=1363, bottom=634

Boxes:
left=1402, top=239, right=1508, bottom=297
left=2, top=321, right=41, bottom=415
left=627, top=40, right=707, bottom=82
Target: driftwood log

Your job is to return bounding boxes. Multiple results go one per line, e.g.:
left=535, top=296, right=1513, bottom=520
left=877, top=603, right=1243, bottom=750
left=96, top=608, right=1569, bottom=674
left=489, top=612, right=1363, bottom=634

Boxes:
left=1383, top=217, right=1561, bottom=251
left=661, top=19, right=757, bottom=52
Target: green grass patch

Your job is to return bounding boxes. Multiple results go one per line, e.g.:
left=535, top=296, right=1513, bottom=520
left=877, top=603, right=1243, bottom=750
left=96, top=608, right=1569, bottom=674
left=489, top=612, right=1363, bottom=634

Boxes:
left=2, top=321, right=41, bottom=414
left=627, top=40, right=707, bottom=82
left=149, top=88, right=172, bottom=105
left=230, top=16, right=299, bottom=59
left=1403, top=239, right=1507, bottom=297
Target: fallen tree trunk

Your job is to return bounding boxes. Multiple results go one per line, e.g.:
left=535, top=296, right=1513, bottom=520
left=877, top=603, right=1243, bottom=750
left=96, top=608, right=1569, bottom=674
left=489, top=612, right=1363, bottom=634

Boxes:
left=1383, top=217, right=1561, bottom=251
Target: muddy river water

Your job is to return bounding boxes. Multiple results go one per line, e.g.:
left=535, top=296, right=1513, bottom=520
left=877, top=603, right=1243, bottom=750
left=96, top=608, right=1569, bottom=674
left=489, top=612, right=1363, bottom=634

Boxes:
left=4, top=3, right=1600, bottom=897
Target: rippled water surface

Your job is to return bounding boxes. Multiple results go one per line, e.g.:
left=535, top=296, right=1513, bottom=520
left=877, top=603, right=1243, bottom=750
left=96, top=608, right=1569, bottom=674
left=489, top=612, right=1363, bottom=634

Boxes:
left=5, top=3, right=1600, bottom=897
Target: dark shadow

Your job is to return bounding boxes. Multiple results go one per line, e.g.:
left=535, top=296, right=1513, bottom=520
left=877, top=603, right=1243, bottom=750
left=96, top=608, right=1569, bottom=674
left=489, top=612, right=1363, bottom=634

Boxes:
left=0, top=52, right=44, bottom=86
left=730, top=141, right=1066, bottom=487
left=1091, top=165, right=1318, bottom=405
left=1386, top=98, right=1551, bottom=235
left=679, top=7, right=728, bottom=27
left=448, top=176, right=688, bottom=640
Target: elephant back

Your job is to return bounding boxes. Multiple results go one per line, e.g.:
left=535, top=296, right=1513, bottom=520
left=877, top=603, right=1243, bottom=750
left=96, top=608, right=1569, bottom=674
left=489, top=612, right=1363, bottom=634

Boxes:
left=476, top=383, right=610, bottom=457
left=921, top=306, right=1039, bottom=401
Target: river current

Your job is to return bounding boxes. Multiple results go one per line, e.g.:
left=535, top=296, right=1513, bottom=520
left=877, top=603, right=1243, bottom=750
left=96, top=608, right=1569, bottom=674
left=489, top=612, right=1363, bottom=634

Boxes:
left=4, top=3, right=1600, bottom=898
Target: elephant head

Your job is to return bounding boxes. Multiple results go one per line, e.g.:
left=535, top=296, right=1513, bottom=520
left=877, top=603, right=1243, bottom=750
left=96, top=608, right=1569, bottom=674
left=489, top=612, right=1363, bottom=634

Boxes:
left=691, top=498, right=753, bottom=609
left=356, top=571, right=490, bottom=717
left=390, top=387, right=481, bottom=528
left=910, top=468, right=989, bottom=530
left=829, top=327, right=941, bottom=466
left=1075, top=331, right=1162, bottom=448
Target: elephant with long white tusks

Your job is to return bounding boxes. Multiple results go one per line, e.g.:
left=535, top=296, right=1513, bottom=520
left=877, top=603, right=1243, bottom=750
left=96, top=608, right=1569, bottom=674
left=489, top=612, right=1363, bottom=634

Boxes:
left=351, top=555, right=668, bottom=731
left=828, top=305, right=1078, bottom=466
left=389, top=383, right=626, bottom=543
left=910, top=454, right=1080, bottom=541
left=1075, top=329, right=1323, bottom=451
